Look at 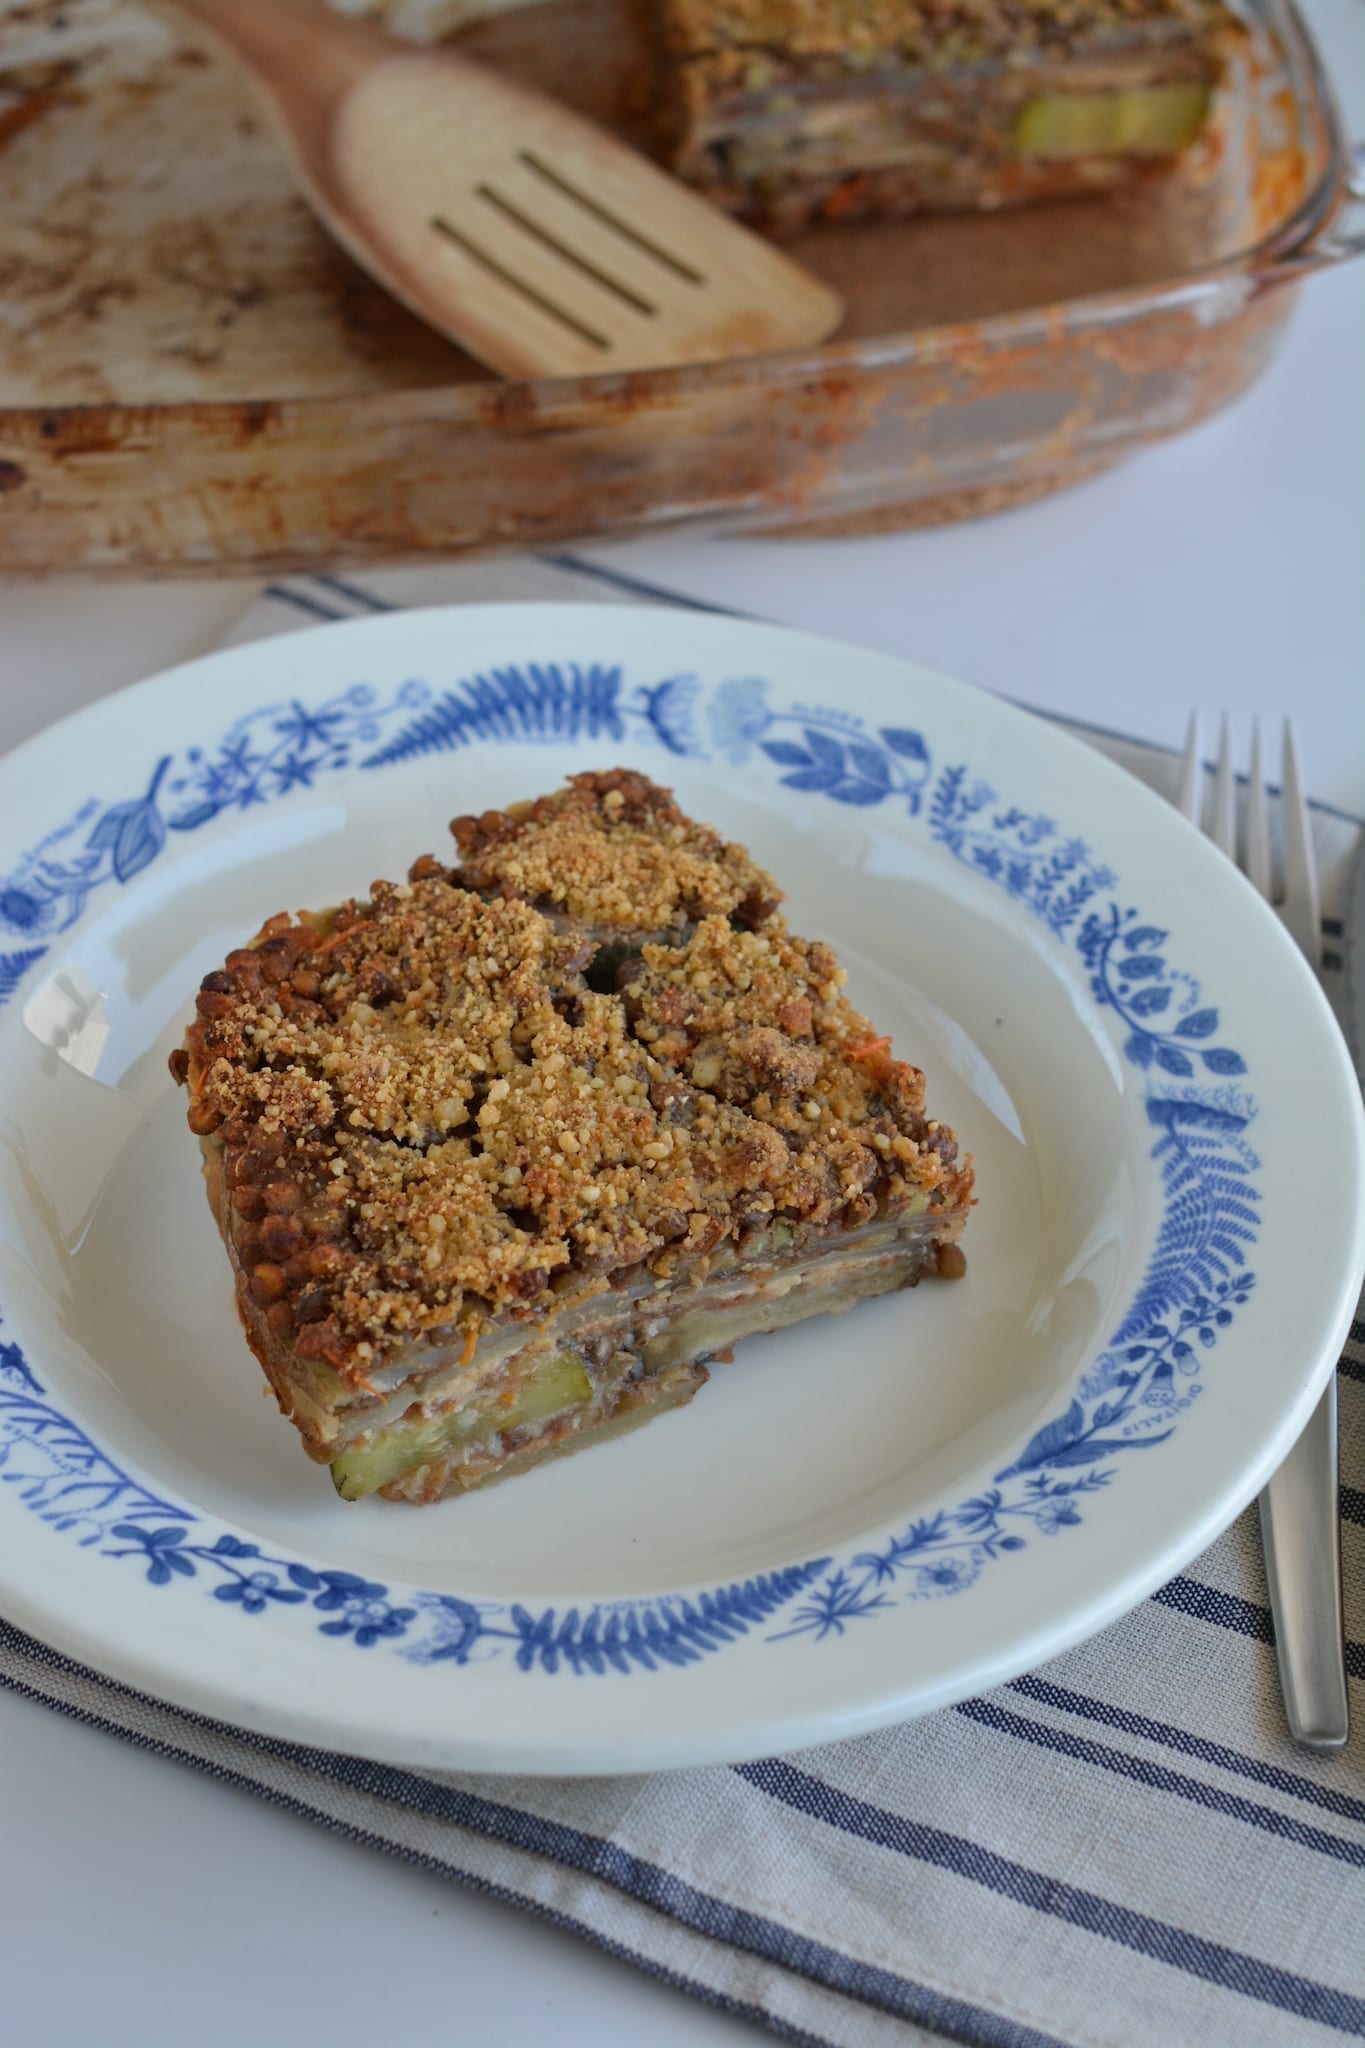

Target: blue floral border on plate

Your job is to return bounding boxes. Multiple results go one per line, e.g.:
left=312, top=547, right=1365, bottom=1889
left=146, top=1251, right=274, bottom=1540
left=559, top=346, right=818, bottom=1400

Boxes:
left=0, top=661, right=1257, bottom=1675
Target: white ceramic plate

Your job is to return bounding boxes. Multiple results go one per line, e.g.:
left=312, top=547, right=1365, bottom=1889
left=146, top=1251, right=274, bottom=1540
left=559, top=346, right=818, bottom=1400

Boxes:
left=1, top=604, right=1360, bottom=1775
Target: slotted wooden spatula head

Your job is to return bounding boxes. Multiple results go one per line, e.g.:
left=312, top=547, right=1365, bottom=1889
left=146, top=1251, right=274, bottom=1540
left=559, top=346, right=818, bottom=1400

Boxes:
left=175, top=0, right=844, bottom=379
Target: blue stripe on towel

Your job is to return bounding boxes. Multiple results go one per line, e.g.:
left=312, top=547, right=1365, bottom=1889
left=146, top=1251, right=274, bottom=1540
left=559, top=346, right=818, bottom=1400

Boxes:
left=310, top=574, right=397, bottom=613
left=734, top=1757, right=1365, bottom=2032
left=261, top=583, right=347, bottom=623
left=534, top=552, right=752, bottom=615
left=1153, top=1579, right=1365, bottom=1680
left=1007, top=1677, right=1365, bottom=1824
left=955, top=1698, right=1365, bottom=1865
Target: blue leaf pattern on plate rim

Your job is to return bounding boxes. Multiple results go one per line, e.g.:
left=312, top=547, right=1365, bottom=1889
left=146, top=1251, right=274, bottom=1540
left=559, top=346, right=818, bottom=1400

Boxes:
left=0, top=665, right=1257, bottom=1673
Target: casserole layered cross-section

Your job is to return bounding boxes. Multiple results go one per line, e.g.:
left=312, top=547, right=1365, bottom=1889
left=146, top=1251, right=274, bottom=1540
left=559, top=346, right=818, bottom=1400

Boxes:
left=645, top=0, right=1242, bottom=231
left=172, top=771, right=973, bottom=1503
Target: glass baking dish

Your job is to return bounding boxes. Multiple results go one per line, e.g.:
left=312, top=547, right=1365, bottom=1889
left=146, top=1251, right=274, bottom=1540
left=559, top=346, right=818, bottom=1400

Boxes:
left=0, top=0, right=1360, bottom=573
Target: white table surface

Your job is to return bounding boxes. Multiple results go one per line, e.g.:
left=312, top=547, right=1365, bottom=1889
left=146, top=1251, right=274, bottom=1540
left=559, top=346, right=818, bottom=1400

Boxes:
left=1, top=4, right=1361, bottom=2039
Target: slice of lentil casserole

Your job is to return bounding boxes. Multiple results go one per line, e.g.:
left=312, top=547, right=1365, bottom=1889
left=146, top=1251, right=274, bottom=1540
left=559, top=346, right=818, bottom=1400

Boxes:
left=172, top=771, right=974, bottom=1503
left=643, top=0, right=1243, bottom=232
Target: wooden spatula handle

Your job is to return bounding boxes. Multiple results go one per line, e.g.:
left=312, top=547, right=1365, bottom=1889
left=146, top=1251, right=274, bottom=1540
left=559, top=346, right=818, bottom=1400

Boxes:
left=174, top=0, right=394, bottom=113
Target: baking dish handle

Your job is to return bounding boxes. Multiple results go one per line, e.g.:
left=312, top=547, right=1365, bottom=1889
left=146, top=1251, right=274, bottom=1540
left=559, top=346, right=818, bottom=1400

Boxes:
left=1259, top=141, right=1365, bottom=278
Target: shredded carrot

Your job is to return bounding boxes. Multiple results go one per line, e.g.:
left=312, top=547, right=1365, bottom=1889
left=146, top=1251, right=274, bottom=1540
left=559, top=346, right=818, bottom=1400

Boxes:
left=459, top=1323, right=480, bottom=1367
left=845, top=1035, right=892, bottom=1062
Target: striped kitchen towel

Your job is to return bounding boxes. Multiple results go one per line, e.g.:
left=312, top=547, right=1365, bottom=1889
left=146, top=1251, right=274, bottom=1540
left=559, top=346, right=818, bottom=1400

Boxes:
left=3, top=553, right=1362, bottom=2048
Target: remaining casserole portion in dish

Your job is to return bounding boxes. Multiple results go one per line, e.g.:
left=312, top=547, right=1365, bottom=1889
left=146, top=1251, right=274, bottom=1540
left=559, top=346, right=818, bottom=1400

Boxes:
left=172, top=771, right=973, bottom=1504
left=644, top=0, right=1242, bottom=229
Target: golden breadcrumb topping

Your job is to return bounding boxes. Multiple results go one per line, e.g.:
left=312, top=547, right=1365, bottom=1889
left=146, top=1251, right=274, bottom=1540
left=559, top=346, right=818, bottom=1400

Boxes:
left=444, top=769, right=781, bottom=935
left=174, top=771, right=971, bottom=1383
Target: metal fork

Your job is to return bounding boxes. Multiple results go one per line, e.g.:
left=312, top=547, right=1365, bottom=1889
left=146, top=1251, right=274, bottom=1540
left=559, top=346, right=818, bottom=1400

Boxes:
left=1178, top=715, right=1348, bottom=1750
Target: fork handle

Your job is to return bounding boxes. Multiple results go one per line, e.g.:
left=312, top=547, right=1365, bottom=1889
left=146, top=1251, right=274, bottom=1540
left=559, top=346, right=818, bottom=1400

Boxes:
left=1258, top=1380, right=1349, bottom=1749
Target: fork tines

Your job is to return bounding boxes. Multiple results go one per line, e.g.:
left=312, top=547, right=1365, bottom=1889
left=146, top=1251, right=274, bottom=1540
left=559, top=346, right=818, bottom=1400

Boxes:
left=1178, top=714, right=1321, bottom=964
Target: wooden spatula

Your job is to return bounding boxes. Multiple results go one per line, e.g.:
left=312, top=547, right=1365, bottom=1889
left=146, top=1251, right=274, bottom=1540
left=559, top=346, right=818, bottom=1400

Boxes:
left=172, top=0, right=844, bottom=379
